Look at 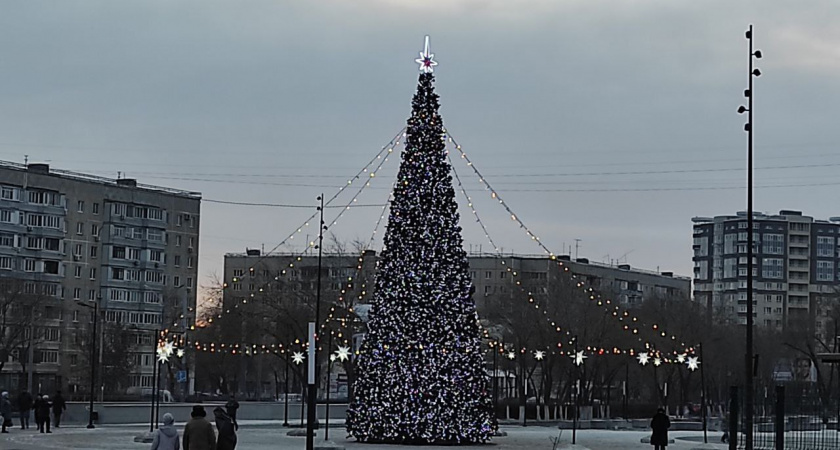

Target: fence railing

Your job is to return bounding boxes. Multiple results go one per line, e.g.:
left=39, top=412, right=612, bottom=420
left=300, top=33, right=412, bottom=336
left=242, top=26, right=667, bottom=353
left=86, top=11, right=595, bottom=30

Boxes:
left=730, top=384, right=840, bottom=450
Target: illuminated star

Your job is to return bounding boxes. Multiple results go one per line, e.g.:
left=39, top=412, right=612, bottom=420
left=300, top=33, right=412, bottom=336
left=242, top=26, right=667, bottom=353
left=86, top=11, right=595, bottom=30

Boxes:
left=330, top=354, right=336, bottom=362
left=157, top=351, right=169, bottom=363
left=637, top=352, right=650, bottom=366
left=653, top=357, right=662, bottom=367
left=534, top=350, right=545, bottom=361
left=573, top=351, right=587, bottom=366
left=292, top=352, right=305, bottom=365
left=414, top=36, right=438, bottom=73
left=677, top=353, right=687, bottom=363
left=176, top=349, right=185, bottom=358
left=687, top=356, right=701, bottom=371
left=163, top=341, right=175, bottom=357
left=335, top=346, right=351, bottom=362
left=507, top=351, right=515, bottom=360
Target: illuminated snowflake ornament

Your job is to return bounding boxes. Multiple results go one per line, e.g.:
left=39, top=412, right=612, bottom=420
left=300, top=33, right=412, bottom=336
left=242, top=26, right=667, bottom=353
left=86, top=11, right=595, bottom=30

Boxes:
left=534, top=350, right=545, bottom=361
left=292, top=352, right=305, bottom=365
left=414, top=36, right=438, bottom=73
left=507, top=351, right=516, bottom=360
left=163, top=341, right=175, bottom=357
left=335, top=346, right=351, bottom=362
left=573, top=351, right=587, bottom=366
left=176, top=349, right=185, bottom=358
left=677, top=353, right=687, bottom=363
left=653, top=357, right=662, bottom=367
left=686, top=356, right=701, bottom=371
left=637, top=352, right=650, bottom=366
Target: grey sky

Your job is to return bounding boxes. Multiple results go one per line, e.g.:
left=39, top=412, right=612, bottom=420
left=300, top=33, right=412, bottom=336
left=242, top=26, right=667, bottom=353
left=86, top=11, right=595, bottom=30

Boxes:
left=1, top=1, right=839, bottom=294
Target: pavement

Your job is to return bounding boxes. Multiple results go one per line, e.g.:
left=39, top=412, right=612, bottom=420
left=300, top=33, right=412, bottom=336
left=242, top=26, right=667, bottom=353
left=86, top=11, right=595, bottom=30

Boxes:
left=0, top=423, right=729, bottom=450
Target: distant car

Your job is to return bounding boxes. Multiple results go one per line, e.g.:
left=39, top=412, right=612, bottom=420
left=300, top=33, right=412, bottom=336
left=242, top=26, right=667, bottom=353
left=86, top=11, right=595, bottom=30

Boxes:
left=279, top=393, right=303, bottom=403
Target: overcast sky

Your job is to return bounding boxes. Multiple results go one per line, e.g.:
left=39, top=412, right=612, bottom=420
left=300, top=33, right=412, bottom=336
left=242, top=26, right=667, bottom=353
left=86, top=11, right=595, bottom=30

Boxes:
left=1, top=1, right=839, bottom=293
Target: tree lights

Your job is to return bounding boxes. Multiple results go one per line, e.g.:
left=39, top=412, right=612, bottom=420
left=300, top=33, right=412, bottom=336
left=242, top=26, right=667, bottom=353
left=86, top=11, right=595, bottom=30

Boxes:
left=346, top=37, right=495, bottom=444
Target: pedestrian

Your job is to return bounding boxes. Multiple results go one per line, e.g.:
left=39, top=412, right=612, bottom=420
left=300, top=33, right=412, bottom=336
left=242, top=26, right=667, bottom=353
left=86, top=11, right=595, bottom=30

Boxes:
left=35, top=394, right=51, bottom=433
left=17, top=391, right=33, bottom=429
left=151, top=412, right=181, bottom=450
left=51, top=390, right=66, bottom=428
left=213, top=407, right=237, bottom=450
left=224, top=395, right=239, bottom=431
left=183, top=405, right=216, bottom=450
left=650, top=407, right=670, bottom=450
left=1, top=391, right=12, bottom=433
left=721, top=411, right=730, bottom=443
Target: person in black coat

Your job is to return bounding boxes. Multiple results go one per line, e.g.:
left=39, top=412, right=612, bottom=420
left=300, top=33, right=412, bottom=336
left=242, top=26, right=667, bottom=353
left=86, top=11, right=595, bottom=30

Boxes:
left=16, top=391, right=33, bottom=429
left=51, top=391, right=66, bottom=428
left=34, top=394, right=51, bottom=433
left=650, top=407, right=670, bottom=450
left=214, top=406, right=237, bottom=450
left=225, top=395, right=240, bottom=431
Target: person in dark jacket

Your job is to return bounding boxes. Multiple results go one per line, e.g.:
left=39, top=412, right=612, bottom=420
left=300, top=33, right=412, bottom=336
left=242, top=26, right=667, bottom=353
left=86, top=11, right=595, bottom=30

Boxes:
left=650, top=407, right=670, bottom=450
left=51, top=390, right=66, bottom=428
left=224, top=396, right=239, bottom=431
left=35, top=394, right=51, bottom=433
left=152, top=412, right=181, bottom=450
left=183, top=405, right=215, bottom=450
left=213, top=407, right=237, bottom=450
left=1, top=391, right=12, bottom=433
left=17, top=391, right=33, bottom=429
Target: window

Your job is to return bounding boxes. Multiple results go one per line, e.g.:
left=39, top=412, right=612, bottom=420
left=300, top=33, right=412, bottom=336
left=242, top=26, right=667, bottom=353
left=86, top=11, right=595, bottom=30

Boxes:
left=89, top=268, right=96, bottom=280
left=112, top=246, right=126, bottom=259
left=173, top=276, right=181, bottom=287
left=24, top=259, right=36, bottom=272
left=485, top=271, right=492, bottom=279
left=233, top=269, right=244, bottom=278
left=1, top=186, right=19, bottom=201
left=42, top=260, right=59, bottom=274
left=128, top=248, right=142, bottom=260
left=723, top=258, right=737, bottom=278
left=70, top=354, right=78, bottom=366
left=232, top=283, right=242, bottom=291
left=74, top=244, right=83, bottom=256
left=74, top=266, right=83, bottom=278
left=186, top=277, right=193, bottom=288
left=92, top=202, right=99, bottom=214
left=0, top=256, right=11, bottom=270
left=0, top=209, right=12, bottom=223
left=38, top=350, right=59, bottom=364
left=188, top=237, right=195, bottom=248
left=76, top=222, right=84, bottom=235
left=88, top=290, right=96, bottom=301
left=817, top=236, right=834, bottom=257
left=174, top=255, right=181, bottom=267
left=762, top=234, right=784, bottom=255
left=90, top=246, right=98, bottom=258
left=149, top=250, right=163, bottom=262
left=144, top=292, right=161, bottom=304
left=761, top=258, right=784, bottom=279
left=176, top=235, right=182, bottom=247
left=147, top=229, right=163, bottom=242
left=187, top=257, right=193, bottom=268
left=176, top=215, right=182, bottom=226
left=724, top=233, right=737, bottom=254
left=73, top=310, right=79, bottom=322
left=145, top=271, right=165, bottom=284
left=817, top=260, right=834, bottom=281
left=28, top=190, right=60, bottom=206
left=73, top=288, right=81, bottom=299
left=112, top=226, right=125, bottom=238
left=77, top=201, right=84, bottom=213
left=112, top=268, right=125, bottom=280
left=91, top=224, right=100, bottom=236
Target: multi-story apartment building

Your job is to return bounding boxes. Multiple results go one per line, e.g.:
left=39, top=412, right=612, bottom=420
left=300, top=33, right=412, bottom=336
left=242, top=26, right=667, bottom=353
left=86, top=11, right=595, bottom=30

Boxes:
left=692, top=210, right=840, bottom=337
left=0, top=161, right=200, bottom=396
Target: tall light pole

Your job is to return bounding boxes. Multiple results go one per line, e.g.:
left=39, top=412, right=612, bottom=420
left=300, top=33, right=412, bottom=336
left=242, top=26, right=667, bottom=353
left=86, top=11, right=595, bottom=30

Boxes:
left=306, top=194, right=326, bottom=450
left=738, top=24, right=762, bottom=450
left=76, top=300, right=98, bottom=429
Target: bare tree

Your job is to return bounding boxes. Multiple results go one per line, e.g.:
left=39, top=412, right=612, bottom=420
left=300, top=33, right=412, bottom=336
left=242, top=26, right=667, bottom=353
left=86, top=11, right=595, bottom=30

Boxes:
left=0, top=278, right=46, bottom=376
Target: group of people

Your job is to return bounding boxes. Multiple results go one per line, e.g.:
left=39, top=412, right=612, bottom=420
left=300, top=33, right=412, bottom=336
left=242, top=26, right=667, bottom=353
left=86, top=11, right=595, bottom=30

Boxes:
left=0, top=390, right=66, bottom=434
left=151, top=397, right=239, bottom=450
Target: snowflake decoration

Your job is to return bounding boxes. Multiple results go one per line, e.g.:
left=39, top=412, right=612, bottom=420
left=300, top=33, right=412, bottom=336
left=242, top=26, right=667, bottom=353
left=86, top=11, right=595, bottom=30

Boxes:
left=637, top=352, right=650, bottom=366
left=157, top=351, right=170, bottom=363
left=163, top=341, right=175, bottom=357
left=414, top=36, right=438, bottom=73
left=677, top=353, right=687, bottom=363
left=292, top=352, right=305, bottom=365
left=507, top=351, right=515, bottom=360
left=335, top=346, right=351, bottom=362
left=330, top=354, right=337, bottom=362
left=534, top=350, right=545, bottom=361
left=572, top=350, right=587, bottom=366
left=653, top=357, right=662, bottom=367
left=686, top=356, right=701, bottom=371
left=176, top=349, right=185, bottom=358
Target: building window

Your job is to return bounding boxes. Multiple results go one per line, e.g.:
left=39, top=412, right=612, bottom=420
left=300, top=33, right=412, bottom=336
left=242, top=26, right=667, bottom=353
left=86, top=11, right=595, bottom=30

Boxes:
left=176, top=235, right=182, bottom=247
left=73, top=288, right=81, bottom=299
left=174, top=255, right=181, bottom=267
left=485, top=271, right=492, bottom=279
left=91, top=224, right=100, bottom=236
left=90, top=246, right=98, bottom=258
left=188, top=237, right=195, bottom=248
left=762, top=234, right=784, bottom=255
left=816, top=260, right=834, bottom=281
left=38, top=350, right=59, bottom=364
left=761, top=258, right=783, bottom=279
left=186, top=277, right=193, bottom=288
left=77, top=201, right=84, bottom=213
left=24, top=259, right=36, bottom=272
left=187, top=257, right=193, bottom=268
left=0, top=186, right=20, bottom=201
left=174, top=276, right=181, bottom=287
left=74, top=266, right=82, bottom=278
left=74, top=244, right=83, bottom=256
left=0, top=233, right=14, bottom=247
left=0, top=256, right=12, bottom=270
left=88, top=290, right=96, bottom=301
left=816, top=236, right=834, bottom=257
left=233, top=269, right=244, bottom=278
left=176, top=215, right=182, bottom=226
left=92, top=202, right=99, bottom=214
left=76, top=222, right=84, bottom=235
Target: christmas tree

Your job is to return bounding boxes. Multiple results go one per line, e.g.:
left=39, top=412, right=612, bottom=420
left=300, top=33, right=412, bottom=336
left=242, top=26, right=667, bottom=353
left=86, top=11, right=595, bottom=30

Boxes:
left=347, top=37, right=495, bottom=444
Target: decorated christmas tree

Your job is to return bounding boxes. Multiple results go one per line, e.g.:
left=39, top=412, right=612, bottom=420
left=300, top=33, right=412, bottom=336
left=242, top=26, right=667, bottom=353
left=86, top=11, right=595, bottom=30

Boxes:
left=347, top=37, right=496, bottom=444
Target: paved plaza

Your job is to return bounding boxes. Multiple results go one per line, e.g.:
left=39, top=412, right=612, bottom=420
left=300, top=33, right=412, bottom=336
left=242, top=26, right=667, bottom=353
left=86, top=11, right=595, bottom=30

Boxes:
left=0, top=423, right=727, bottom=450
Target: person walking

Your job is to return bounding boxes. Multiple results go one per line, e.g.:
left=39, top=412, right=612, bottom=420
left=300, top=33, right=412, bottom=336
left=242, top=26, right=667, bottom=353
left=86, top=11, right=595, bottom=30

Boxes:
left=35, top=395, right=51, bottom=433
left=224, top=395, right=239, bottom=431
left=650, top=407, right=671, bottom=450
left=51, top=390, right=66, bottom=428
left=151, top=413, right=181, bottom=450
left=16, top=391, right=33, bottom=429
left=213, top=407, right=237, bottom=450
left=1, top=391, right=12, bottom=433
left=183, top=405, right=216, bottom=450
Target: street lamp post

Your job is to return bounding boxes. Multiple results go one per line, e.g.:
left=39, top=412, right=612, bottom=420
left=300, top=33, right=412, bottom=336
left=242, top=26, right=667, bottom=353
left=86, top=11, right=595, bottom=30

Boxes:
left=283, top=349, right=290, bottom=427
left=306, top=195, right=326, bottom=450
left=738, top=24, right=762, bottom=450
left=325, top=331, right=333, bottom=440
left=76, top=300, right=99, bottom=429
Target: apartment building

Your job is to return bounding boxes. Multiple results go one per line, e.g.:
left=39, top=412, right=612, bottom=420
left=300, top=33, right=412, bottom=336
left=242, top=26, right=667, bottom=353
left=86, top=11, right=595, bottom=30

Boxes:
left=0, top=161, right=200, bottom=396
left=692, top=210, right=840, bottom=337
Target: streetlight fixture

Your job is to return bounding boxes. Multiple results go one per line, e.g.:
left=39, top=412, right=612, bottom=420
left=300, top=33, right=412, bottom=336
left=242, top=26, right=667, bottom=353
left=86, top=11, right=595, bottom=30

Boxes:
left=737, top=24, right=762, bottom=450
left=75, top=300, right=99, bottom=429
left=306, top=194, right=326, bottom=450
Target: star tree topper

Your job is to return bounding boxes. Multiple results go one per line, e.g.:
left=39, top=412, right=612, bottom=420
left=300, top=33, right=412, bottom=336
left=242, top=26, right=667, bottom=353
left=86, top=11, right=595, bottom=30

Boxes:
left=415, top=36, right=438, bottom=73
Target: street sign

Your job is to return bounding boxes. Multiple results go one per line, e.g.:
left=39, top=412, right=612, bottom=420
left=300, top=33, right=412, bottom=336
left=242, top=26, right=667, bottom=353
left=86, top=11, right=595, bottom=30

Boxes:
left=176, top=370, right=187, bottom=383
